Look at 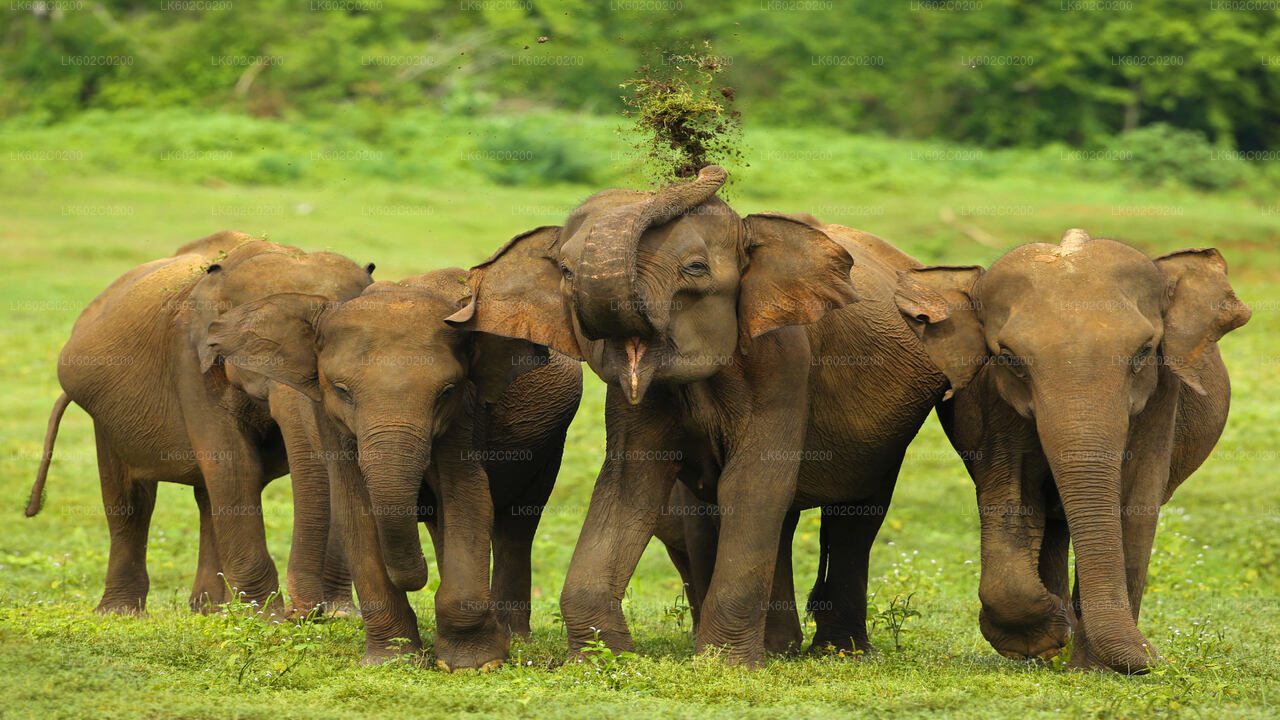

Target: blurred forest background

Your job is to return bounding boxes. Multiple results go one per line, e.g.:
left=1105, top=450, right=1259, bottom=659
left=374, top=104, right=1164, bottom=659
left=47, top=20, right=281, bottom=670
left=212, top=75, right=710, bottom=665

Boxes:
left=4, top=0, right=1280, bottom=192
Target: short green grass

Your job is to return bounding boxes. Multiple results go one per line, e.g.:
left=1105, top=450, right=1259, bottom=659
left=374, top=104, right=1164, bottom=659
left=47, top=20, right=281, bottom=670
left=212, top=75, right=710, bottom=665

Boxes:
left=1, top=113, right=1278, bottom=719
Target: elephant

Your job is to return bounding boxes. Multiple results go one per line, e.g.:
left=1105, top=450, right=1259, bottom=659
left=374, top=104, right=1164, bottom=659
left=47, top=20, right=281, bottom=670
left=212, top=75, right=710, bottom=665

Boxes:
left=203, top=269, right=582, bottom=670
left=27, top=232, right=375, bottom=616
left=894, top=228, right=1250, bottom=673
left=444, top=165, right=957, bottom=666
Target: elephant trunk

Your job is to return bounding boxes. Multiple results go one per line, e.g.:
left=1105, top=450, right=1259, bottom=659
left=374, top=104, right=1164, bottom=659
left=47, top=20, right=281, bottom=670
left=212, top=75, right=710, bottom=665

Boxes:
left=574, top=165, right=727, bottom=340
left=360, top=425, right=431, bottom=592
left=1036, top=390, right=1155, bottom=673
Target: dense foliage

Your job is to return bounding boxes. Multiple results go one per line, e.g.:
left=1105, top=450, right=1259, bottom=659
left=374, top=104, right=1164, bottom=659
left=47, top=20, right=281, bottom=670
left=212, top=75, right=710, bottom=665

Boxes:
left=5, top=1, right=1280, bottom=151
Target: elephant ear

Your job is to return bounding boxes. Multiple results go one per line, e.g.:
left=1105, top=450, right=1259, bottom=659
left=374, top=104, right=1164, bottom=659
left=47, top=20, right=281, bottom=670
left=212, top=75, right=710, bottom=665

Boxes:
left=894, top=265, right=986, bottom=400
left=204, top=293, right=333, bottom=402
left=182, top=262, right=232, bottom=373
left=1154, top=248, right=1251, bottom=396
left=445, top=226, right=583, bottom=360
left=738, top=213, right=860, bottom=354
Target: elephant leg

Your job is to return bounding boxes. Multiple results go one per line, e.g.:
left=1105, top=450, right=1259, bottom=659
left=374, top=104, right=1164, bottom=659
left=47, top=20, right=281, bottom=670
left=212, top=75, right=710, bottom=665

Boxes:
left=696, top=451, right=802, bottom=666
left=559, top=395, right=681, bottom=657
left=189, top=485, right=227, bottom=613
left=490, top=451, right=560, bottom=639
left=763, top=510, right=802, bottom=655
left=682, top=503, right=719, bottom=635
left=808, top=493, right=891, bottom=654
left=195, top=434, right=281, bottom=615
left=974, top=446, right=1072, bottom=661
left=321, top=526, right=356, bottom=615
left=95, top=424, right=156, bottom=615
left=1038, top=514, right=1071, bottom=607
left=270, top=388, right=345, bottom=617
left=660, top=542, right=697, bottom=633
left=490, top=508, right=539, bottom=638
left=431, top=428, right=507, bottom=671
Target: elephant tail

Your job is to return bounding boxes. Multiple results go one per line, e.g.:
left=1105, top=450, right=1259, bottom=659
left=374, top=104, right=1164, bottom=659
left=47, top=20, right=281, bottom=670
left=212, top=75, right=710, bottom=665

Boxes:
left=806, top=509, right=831, bottom=614
left=27, top=392, right=71, bottom=517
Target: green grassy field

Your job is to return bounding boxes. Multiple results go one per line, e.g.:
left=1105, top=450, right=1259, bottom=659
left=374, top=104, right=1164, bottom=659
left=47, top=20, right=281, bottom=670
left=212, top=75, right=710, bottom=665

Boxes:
left=1, top=113, right=1278, bottom=719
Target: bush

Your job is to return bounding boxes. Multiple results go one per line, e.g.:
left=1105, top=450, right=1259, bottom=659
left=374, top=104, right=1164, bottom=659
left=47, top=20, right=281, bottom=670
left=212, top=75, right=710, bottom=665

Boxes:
left=1105, top=124, right=1250, bottom=191
left=472, top=118, right=601, bottom=187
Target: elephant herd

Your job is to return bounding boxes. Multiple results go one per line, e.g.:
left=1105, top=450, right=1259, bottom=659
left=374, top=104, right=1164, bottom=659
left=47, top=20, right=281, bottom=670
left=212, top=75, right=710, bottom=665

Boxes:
left=28, top=166, right=1250, bottom=675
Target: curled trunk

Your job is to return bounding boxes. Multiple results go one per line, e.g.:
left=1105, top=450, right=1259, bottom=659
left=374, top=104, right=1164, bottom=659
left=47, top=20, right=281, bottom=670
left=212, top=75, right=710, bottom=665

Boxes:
left=574, top=165, right=727, bottom=339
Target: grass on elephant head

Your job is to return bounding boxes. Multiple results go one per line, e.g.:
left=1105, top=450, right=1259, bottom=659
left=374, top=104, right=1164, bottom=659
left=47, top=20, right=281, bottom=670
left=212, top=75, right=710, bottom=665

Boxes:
left=0, top=110, right=1279, bottom=719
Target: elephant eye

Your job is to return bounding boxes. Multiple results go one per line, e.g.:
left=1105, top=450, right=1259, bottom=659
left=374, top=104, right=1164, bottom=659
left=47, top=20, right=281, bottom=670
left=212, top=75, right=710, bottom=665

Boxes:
left=1132, top=344, right=1155, bottom=374
left=437, top=383, right=457, bottom=401
left=680, top=260, right=711, bottom=278
left=999, top=350, right=1028, bottom=379
left=331, top=382, right=353, bottom=402
left=559, top=264, right=573, bottom=281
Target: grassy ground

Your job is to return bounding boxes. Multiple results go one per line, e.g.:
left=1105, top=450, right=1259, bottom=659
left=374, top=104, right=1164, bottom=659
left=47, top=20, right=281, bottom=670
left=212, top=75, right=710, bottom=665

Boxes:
left=1, top=113, right=1278, bottom=719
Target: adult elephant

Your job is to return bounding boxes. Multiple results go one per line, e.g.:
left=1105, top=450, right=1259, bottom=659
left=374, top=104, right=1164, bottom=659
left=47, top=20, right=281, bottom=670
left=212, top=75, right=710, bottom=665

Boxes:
left=204, top=270, right=582, bottom=670
left=28, top=232, right=374, bottom=616
left=445, top=166, right=954, bottom=666
left=895, top=229, right=1250, bottom=673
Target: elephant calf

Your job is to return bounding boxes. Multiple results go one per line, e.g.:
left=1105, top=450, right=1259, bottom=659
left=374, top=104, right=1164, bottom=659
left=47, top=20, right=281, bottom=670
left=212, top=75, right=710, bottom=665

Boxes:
left=896, top=229, right=1250, bottom=672
left=205, top=269, right=582, bottom=670
left=30, top=232, right=374, bottom=616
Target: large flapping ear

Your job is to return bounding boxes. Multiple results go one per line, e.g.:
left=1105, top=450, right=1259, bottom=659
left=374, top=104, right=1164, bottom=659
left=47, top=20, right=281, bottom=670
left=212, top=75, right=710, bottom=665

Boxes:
left=1153, top=248, right=1251, bottom=395
left=894, top=265, right=987, bottom=399
left=444, top=226, right=583, bottom=360
left=738, top=213, right=860, bottom=354
left=204, top=293, right=334, bottom=402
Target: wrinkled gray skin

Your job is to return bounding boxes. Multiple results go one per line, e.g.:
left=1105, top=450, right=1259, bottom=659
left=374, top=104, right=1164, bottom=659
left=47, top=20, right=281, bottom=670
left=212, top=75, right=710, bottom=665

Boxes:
left=896, top=229, right=1250, bottom=673
left=205, top=270, right=582, bottom=670
left=448, top=167, right=954, bottom=666
left=31, top=232, right=374, bottom=616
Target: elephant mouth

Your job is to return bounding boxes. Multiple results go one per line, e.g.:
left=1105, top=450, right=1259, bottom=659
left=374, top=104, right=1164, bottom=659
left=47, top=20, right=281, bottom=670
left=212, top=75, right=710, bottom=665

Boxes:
left=613, top=336, right=659, bottom=405
left=624, top=337, right=647, bottom=403
left=589, top=335, right=729, bottom=405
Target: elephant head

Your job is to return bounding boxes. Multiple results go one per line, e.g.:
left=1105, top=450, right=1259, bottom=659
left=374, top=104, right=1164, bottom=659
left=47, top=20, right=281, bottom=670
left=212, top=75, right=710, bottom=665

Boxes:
left=895, top=229, right=1250, bottom=673
left=203, top=270, right=546, bottom=592
left=181, top=237, right=376, bottom=388
left=443, top=166, right=859, bottom=403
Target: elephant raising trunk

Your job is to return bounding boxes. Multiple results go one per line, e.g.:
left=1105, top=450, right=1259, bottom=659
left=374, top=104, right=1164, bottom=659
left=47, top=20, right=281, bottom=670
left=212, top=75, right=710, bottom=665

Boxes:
left=1035, top=386, right=1155, bottom=673
left=574, top=165, right=728, bottom=339
left=359, top=424, right=431, bottom=592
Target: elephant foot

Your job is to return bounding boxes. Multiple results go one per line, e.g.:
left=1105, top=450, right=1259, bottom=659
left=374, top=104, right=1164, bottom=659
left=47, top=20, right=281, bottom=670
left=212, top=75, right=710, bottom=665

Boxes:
left=437, top=659, right=503, bottom=674
left=807, top=633, right=873, bottom=657
left=764, top=629, right=803, bottom=656
left=694, top=638, right=767, bottom=668
left=290, top=597, right=360, bottom=621
left=980, top=610, right=1072, bottom=662
left=434, top=615, right=509, bottom=671
left=566, top=623, right=635, bottom=658
left=1065, top=632, right=1157, bottom=674
left=360, top=639, right=423, bottom=665
left=188, top=587, right=228, bottom=614
left=95, top=598, right=146, bottom=616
